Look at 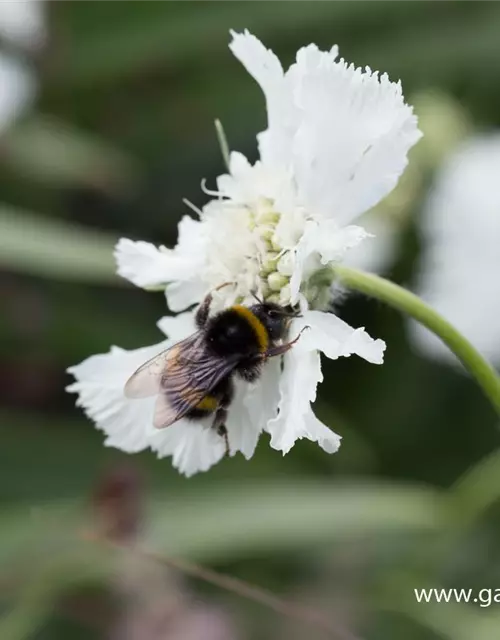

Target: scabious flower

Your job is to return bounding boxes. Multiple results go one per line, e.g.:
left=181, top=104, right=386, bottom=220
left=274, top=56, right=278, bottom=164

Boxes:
left=68, top=31, right=421, bottom=476
left=411, top=133, right=500, bottom=365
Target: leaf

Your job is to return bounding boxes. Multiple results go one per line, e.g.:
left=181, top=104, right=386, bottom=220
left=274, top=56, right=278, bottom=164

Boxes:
left=451, top=447, right=500, bottom=525
left=386, top=598, right=500, bottom=640
left=0, top=482, right=446, bottom=567
left=0, top=207, right=120, bottom=284
left=146, top=481, right=447, bottom=562
left=2, top=116, right=138, bottom=192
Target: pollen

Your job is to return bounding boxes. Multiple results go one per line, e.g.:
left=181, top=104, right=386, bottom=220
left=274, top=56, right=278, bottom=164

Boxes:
left=195, top=395, right=219, bottom=411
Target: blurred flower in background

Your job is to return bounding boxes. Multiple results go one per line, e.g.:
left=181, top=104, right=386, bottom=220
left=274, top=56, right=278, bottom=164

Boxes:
left=0, top=0, right=44, bottom=132
left=0, top=0, right=45, bottom=50
left=411, top=132, right=500, bottom=366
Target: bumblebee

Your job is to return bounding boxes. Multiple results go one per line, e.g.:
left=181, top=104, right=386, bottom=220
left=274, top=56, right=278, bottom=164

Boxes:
left=124, top=284, right=305, bottom=454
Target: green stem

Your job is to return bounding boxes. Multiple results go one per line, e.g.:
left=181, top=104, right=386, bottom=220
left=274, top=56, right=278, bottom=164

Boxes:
left=333, top=265, right=500, bottom=417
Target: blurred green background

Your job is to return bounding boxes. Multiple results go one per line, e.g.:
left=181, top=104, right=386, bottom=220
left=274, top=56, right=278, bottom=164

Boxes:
left=2, top=2, right=500, bottom=639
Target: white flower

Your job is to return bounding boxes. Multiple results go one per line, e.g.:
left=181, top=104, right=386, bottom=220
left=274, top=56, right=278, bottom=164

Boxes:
left=0, top=0, right=45, bottom=51
left=0, top=0, right=44, bottom=132
left=68, top=31, right=420, bottom=475
left=411, top=133, right=500, bottom=366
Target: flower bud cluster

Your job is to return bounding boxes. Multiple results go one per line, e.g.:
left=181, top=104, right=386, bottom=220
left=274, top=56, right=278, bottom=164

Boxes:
left=250, top=199, right=292, bottom=306
left=251, top=198, right=335, bottom=310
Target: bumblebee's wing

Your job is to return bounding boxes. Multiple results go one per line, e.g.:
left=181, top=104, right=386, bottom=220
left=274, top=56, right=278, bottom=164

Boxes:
left=124, top=332, right=239, bottom=429
left=153, top=340, right=240, bottom=429
left=123, top=335, right=200, bottom=399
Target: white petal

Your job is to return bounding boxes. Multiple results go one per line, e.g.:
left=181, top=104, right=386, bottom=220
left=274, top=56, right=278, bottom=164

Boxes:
left=316, top=224, right=372, bottom=264
left=149, top=419, right=226, bottom=477
left=115, top=216, right=207, bottom=304
left=234, top=357, right=282, bottom=456
left=157, top=311, right=196, bottom=341
left=165, top=280, right=207, bottom=313
left=291, top=58, right=421, bottom=224
left=230, top=32, right=420, bottom=223
left=302, top=310, right=386, bottom=363
left=266, top=344, right=321, bottom=454
left=115, top=238, right=174, bottom=288
left=267, top=312, right=382, bottom=454
left=215, top=152, right=294, bottom=213
left=225, top=380, right=260, bottom=460
left=267, top=337, right=340, bottom=454
left=216, top=151, right=253, bottom=202
left=298, top=410, right=342, bottom=454
left=411, top=133, right=500, bottom=365
left=67, top=340, right=169, bottom=453
left=245, top=357, right=281, bottom=427
left=229, top=31, right=283, bottom=109
left=229, top=31, right=293, bottom=169
left=289, top=220, right=370, bottom=304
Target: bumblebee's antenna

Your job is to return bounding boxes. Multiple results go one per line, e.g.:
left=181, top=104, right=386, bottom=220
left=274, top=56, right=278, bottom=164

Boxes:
left=250, top=290, right=263, bottom=305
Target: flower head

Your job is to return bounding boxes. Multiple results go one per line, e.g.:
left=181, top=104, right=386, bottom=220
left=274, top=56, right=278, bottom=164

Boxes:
left=68, top=31, right=420, bottom=475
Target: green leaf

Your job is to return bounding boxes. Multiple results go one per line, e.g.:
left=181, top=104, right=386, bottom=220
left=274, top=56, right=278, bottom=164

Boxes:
left=0, top=207, right=120, bottom=284
left=451, top=447, right=500, bottom=525
left=147, top=482, right=447, bottom=562
left=2, top=117, right=138, bottom=192
left=0, top=482, right=446, bottom=567
left=385, top=598, right=500, bottom=640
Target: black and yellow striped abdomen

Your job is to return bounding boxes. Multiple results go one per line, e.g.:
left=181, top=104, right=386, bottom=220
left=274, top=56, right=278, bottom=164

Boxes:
left=183, top=377, right=234, bottom=420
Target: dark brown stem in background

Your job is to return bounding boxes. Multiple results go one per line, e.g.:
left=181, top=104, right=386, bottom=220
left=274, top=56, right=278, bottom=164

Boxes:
left=90, top=468, right=361, bottom=640
left=118, top=543, right=362, bottom=640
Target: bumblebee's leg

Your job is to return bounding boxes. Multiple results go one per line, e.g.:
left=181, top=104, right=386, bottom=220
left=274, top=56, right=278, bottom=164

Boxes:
left=236, top=328, right=309, bottom=379
left=195, top=293, right=213, bottom=329
left=212, top=408, right=230, bottom=457
left=195, top=282, right=234, bottom=328
left=262, top=325, right=310, bottom=360
left=209, top=376, right=233, bottom=456
left=235, top=359, right=262, bottom=382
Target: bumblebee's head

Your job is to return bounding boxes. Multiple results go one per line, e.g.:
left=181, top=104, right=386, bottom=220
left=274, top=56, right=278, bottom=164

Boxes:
left=249, top=302, right=300, bottom=342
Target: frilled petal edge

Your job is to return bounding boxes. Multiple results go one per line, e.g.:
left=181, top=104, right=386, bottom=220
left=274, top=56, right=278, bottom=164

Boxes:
left=301, top=310, right=386, bottom=364
left=115, top=216, right=207, bottom=298
left=267, top=311, right=383, bottom=454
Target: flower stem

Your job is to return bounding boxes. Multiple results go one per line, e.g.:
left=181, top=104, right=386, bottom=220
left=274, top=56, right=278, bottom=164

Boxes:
left=121, top=543, right=361, bottom=640
left=333, top=265, right=500, bottom=416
